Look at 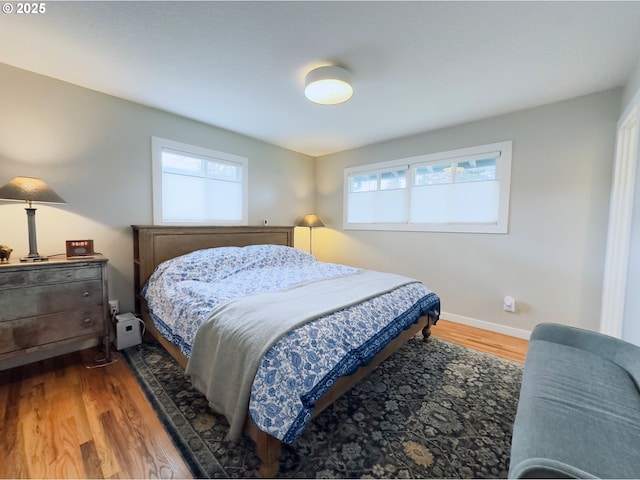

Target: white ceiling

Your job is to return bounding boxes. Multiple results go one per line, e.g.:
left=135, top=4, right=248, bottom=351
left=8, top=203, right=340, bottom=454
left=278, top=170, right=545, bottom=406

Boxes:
left=2, top=1, right=640, bottom=157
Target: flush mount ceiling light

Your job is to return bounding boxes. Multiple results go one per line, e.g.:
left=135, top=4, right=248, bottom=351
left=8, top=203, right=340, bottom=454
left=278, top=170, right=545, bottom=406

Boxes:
left=304, top=66, right=353, bottom=105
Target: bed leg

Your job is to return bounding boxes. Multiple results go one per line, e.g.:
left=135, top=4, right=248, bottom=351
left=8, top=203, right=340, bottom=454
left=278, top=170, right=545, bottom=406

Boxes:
left=422, top=315, right=433, bottom=343
left=255, top=431, right=282, bottom=478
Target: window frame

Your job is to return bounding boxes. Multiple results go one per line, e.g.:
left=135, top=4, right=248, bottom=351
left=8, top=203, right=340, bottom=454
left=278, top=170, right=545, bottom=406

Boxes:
left=343, top=141, right=512, bottom=234
left=151, top=136, right=248, bottom=226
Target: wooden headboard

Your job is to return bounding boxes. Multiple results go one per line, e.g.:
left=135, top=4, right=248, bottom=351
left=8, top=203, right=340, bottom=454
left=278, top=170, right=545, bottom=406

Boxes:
left=131, top=225, right=295, bottom=315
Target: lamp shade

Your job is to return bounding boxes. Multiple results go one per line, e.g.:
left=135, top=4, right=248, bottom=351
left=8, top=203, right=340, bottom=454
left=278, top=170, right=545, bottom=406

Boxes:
left=304, top=66, right=353, bottom=105
left=0, top=176, right=66, bottom=206
left=297, top=213, right=325, bottom=228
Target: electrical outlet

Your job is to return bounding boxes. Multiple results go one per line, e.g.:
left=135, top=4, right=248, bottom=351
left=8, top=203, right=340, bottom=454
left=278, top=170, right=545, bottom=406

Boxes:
left=109, top=300, right=119, bottom=315
left=503, top=296, right=516, bottom=313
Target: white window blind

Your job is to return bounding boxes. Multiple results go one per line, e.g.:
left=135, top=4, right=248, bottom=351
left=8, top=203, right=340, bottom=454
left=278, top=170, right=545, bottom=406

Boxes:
left=152, top=137, right=248, bottom=225
left=347, top=167, right=408, bottom=223
left=344, top=141, right=512, bottom=233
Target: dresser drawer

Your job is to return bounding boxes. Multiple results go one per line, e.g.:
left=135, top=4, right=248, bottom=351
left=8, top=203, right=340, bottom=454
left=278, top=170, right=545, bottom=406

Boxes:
left=0, top=307, right=104, bottom=354
left=0, top=280, right=104, bottom=322
left=31, top=265, right=101, bottom=285
left=0, top=264, right=101, bottom=289
left=0, top=270, right=31, bottom=288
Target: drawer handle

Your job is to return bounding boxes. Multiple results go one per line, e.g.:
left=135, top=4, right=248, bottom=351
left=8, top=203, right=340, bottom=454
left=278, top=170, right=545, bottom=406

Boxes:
left=83, top=291, right=90, bottom=297
left=83, top=318, right=92, bottom=324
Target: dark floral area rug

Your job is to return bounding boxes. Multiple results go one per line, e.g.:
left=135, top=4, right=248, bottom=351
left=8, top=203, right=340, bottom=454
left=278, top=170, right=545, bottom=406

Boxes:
left=123, top=335, right=523, bottom=478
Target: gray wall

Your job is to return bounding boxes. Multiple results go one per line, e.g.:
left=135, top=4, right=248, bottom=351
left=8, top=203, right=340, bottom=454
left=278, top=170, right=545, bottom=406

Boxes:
left=0, top=63, right=315, bottom=312
left=314, top=89, right=621, bottom=335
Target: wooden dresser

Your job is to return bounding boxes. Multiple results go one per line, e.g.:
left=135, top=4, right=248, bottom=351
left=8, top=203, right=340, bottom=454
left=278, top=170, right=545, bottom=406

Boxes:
left=0, top=256, right=109, bottom=370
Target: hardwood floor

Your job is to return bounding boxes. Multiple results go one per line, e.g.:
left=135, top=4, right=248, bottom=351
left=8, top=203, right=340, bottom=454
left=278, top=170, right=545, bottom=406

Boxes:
left=0, top=320, right=528, bottom=479
left=0, top=349, right=192, bottom=479
left=431, top=319, right=529, bottom=363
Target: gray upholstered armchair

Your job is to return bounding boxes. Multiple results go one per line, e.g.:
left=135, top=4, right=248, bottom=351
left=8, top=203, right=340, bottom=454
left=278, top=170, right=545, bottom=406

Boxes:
left=509, top=323, right=640, bottom=479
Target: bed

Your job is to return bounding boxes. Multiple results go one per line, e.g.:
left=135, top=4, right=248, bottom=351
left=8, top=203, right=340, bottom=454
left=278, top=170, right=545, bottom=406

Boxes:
left=132, top=225, right=440, bottom=477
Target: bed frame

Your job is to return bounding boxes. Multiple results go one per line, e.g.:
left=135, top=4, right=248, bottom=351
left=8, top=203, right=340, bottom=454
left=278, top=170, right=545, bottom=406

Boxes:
left=131, top=225, right=436, bottom=477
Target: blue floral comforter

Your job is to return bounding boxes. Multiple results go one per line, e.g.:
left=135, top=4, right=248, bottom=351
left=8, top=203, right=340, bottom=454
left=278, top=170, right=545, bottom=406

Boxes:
left=143, top=245, right=440, bottom=443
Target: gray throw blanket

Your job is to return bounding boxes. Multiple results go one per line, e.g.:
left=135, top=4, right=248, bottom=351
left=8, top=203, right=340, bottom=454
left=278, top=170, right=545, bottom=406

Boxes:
left=185, top=269, right=417, bottom=440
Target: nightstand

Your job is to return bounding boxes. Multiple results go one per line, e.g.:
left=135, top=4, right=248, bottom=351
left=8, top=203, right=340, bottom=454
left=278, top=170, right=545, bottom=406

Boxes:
left=0, top=256, right=109, bottom=370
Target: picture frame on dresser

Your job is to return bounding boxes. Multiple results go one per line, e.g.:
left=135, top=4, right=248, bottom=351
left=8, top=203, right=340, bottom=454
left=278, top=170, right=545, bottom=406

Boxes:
left=0, top=256, right=110, bottom=370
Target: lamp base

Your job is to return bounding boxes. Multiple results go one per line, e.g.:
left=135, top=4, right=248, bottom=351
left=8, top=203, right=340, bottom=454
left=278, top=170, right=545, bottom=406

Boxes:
left=22, top=207, right=47, bottom=262
left=20, top=255, right=49, bottom=262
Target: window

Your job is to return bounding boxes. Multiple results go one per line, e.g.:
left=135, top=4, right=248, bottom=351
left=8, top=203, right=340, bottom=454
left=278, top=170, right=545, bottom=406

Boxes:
left=347, top=166, right=409, bottom=224
left=152, top=137, right=248, bottom=225
left=344, top=141, right=512, bottom=233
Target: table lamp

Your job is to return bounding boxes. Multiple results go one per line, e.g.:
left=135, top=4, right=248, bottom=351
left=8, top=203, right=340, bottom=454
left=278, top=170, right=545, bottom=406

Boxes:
left=0, top=176, right=66, bottom=262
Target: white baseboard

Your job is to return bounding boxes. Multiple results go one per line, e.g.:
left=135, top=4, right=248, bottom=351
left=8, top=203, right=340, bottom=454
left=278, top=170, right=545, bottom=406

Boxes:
left=440, top=311, right=532, bottom=340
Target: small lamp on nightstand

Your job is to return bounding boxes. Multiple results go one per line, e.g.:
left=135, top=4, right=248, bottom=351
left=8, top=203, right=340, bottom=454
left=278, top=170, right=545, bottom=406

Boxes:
left=297, top=213, right=325, bottom=255
left=0, top=176, right=66, bottom=262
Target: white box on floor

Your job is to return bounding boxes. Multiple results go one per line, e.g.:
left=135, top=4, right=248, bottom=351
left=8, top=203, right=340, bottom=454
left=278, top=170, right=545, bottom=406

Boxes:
left=115, top=312, right=142, bottom=350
